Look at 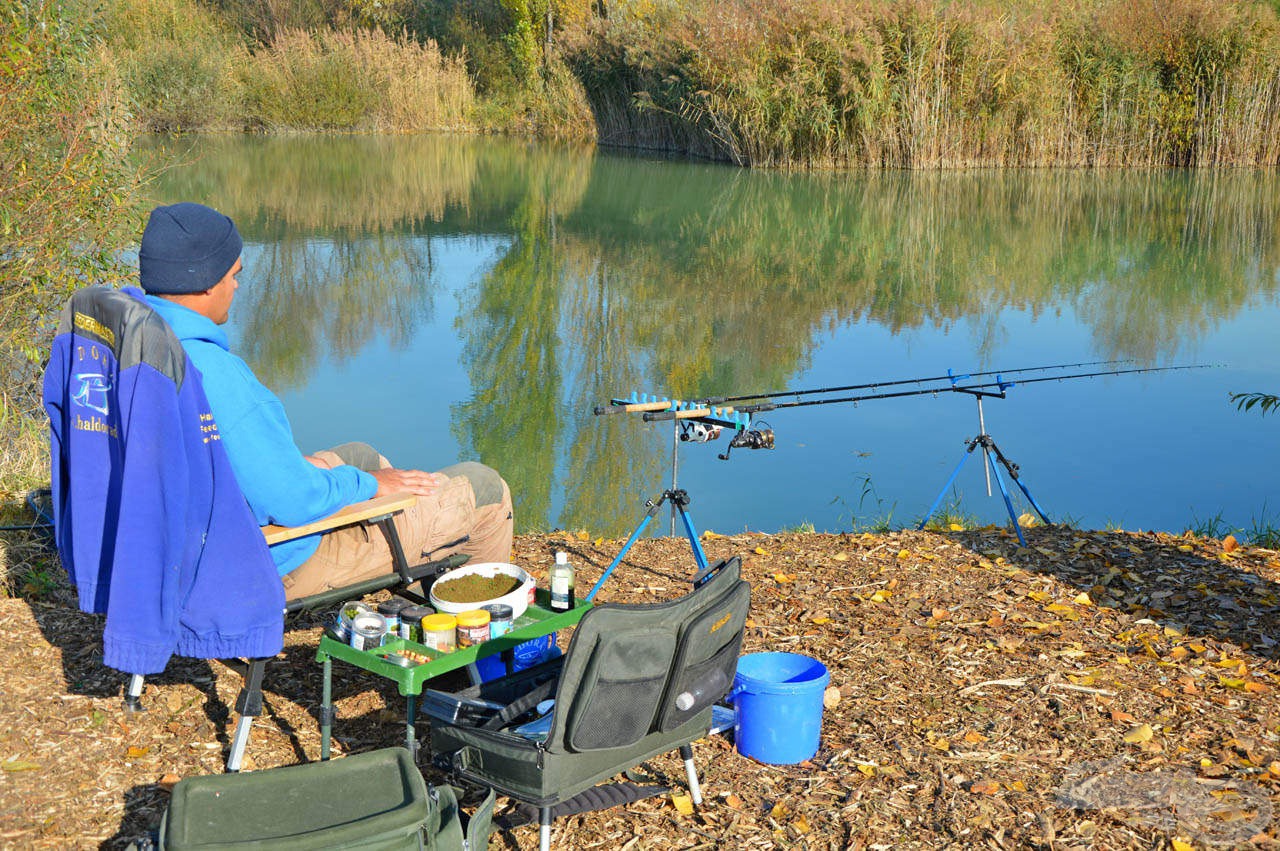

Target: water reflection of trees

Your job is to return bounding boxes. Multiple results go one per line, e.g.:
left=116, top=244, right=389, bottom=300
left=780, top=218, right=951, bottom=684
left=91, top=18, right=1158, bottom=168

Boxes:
left=564, top=165, right=1280, bottom=369
left=145, top=135, right=1280, bottom=532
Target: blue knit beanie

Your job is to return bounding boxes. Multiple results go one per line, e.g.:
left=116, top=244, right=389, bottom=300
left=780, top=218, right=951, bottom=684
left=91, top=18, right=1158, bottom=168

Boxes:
left=139, top=203, right=243, bottom=294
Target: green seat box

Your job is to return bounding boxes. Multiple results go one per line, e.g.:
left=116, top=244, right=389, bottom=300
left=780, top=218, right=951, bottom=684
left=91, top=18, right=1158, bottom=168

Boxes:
left=160, top=748, right=436, bottom=850
left=431, top=559, right=751, bottom=807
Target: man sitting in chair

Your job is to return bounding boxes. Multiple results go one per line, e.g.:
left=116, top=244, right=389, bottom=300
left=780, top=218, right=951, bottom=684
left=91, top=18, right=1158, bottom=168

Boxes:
left=138, top=202, right=513, bottom=599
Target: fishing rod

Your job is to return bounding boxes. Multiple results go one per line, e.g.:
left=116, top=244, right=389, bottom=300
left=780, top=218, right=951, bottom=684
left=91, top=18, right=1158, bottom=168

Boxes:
left=595, top=360, right=1214, bottom=546
left=638, top=363, right=1211, bottom=421
left=593, top=358, right=1130, bottom=413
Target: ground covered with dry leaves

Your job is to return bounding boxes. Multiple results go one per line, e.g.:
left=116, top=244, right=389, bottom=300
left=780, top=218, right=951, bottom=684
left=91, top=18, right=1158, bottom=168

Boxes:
left=4, top=524, right=1280, bottom=849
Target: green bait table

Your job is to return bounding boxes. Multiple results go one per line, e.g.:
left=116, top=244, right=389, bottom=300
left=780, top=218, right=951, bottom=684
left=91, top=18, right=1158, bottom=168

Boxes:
left=315, top=591, right=591, bottom=759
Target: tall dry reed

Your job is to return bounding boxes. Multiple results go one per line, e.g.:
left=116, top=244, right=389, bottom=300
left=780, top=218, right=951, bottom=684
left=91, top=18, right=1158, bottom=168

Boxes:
left=564, top=0, right=1280, bottom=168
left=242, top=29, right=474, bottom=131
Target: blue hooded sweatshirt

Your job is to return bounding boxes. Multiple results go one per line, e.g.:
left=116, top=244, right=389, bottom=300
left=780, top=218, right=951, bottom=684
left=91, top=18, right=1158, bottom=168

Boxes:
left=145, top=296, right=377, bottom=575
left=44, top=287, right=285, bottom=674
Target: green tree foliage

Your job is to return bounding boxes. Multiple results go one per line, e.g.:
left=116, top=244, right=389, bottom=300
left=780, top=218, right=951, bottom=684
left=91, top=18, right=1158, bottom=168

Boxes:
left=0, top=2, right=142, bottom=452
left=1230, top=392, right=1280, bottom=417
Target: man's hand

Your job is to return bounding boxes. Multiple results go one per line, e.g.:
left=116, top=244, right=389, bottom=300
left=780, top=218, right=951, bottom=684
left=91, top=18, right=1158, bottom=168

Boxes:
left=371, top=467, right=446, bottom=497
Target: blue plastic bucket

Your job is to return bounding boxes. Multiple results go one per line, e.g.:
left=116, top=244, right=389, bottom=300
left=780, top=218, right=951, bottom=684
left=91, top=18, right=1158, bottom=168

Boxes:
left=474, top=633, right=561, bottom=683
left=729, top=652, right=829, bottom=764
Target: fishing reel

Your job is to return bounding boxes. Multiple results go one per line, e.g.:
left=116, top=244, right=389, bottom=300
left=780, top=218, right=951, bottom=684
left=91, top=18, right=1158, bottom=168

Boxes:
left=679, top=421, right=723, bottom=443
left=718, top=422, right=775, bottom=460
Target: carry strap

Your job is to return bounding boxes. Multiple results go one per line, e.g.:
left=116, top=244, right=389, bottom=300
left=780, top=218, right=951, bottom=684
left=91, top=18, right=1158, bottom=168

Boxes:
left=478, top=678, right=558, bottom=731
left=493, top=783, right=670, bottom=830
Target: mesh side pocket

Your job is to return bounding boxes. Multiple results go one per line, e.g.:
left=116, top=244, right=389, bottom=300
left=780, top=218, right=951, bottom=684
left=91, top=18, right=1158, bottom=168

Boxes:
left=659, top=632, right=741, bottom=731
left=658, top=580, right=750, bottom=732
left=566, top=630, right=674, bottom=752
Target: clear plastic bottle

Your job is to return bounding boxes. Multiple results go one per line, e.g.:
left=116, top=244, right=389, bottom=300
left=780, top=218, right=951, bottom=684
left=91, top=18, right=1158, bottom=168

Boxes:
left=549, top=551, right=575, bottom=611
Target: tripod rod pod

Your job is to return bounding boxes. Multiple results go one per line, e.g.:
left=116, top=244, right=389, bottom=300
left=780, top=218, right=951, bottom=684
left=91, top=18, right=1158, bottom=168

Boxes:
left=916, top=389, right=1051, bottom=547
left=584, top=489, right=710, bottom=603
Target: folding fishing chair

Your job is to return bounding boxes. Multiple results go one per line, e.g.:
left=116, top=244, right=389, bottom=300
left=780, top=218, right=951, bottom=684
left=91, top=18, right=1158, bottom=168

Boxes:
left=43, top=285, right=457, bottom=772
left=429, top=557, right=750, bottom=851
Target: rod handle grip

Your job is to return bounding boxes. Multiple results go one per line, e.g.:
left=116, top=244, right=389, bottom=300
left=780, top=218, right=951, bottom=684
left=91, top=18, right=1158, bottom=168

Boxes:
left=643, top=407, right=734, bottom=422
left=595, top=401, right=678, bottom=415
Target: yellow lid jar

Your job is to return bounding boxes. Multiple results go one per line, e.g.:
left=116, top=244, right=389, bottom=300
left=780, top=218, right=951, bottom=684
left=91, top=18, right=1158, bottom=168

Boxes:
left=420, top=613, right=457, bottom=653
left=455, top=609, right=491, bottom=648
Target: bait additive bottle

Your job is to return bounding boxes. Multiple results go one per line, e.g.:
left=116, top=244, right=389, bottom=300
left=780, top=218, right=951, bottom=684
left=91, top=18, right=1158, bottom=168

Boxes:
left=549, top=551, right=575, bottom=612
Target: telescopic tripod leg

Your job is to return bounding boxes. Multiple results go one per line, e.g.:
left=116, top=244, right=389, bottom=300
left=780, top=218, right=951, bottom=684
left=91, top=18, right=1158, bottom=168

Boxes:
left=916, top=443, right=979, bottom=532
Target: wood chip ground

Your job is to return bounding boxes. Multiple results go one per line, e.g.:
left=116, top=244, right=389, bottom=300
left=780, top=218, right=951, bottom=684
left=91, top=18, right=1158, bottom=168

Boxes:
left=3, top=526, right=1280, bottom=849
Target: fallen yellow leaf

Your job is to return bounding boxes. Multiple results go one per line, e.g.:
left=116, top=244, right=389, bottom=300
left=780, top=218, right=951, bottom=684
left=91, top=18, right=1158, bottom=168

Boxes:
left=1073, top=592, right=1094, bottom=606
left=702, top=530, right=722, bottom=539
left=576, top=530, right=591, bottom=541
left=948, top=523, right=965, bottom=531
left=856, top=764, right=876, bottom=777
left=1172, top=839, right=1194, bottom=851
left=1177, top=544, right=1194, bottom=553
left=126, top=746, right=150, bottom=758
left=896, top=549, right=911, bottom=560
left=1005, top=780, right=1027, bottom=792
left=811, top=616, right=831, bottom=624
left=672, top=794, right=694, bottom=815
left=770, top=801, right=789, bottom=820
left=793, top=813, right=810, bottom=834
left=773, top=572, right=795, bottom=583
left=754, top=546, right=770, bottom=555
left=832, top=552, right=849, bottom=562
left=870, top=589, right=893, bottom=603
left=963, top=731, right=987, bottom=744
left=1, top=759, right=39, bottom=772
left=1123, top=724, right=1154, bottom=744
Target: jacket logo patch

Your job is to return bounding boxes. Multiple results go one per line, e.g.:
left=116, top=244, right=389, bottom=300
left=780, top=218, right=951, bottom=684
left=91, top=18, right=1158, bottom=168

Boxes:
left=72, top=373, right=111, bottom=415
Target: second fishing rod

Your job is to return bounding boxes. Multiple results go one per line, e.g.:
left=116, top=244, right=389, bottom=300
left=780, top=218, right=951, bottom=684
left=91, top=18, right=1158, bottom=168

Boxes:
left=639, top=363, right=1212, bottom=422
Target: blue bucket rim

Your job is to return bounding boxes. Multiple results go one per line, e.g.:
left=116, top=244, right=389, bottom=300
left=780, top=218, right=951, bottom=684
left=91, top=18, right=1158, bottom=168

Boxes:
left=733, top=651, right=829, bottom=695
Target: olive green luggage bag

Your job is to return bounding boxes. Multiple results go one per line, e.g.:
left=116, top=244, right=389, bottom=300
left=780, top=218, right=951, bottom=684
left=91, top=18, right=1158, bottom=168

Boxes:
left=154, top=747, right=492, bottom=850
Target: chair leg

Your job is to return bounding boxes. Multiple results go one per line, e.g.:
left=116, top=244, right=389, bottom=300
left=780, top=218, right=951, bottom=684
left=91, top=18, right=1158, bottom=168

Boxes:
left=539, top=806, right=552, bottom=851
left=680, top=743, right=702, bottom=805
left=124, top=674, right=146, bottom=713
left=226, top=658, right=268, bottom=773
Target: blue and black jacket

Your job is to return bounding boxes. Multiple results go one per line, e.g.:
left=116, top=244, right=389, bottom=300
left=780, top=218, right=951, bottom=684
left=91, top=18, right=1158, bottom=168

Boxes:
left=43, top=287, right=284, bottom=675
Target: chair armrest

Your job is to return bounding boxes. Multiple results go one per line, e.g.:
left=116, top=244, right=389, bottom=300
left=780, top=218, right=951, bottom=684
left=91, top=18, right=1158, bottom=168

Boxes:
left=261, top=494, right=417, bottom=546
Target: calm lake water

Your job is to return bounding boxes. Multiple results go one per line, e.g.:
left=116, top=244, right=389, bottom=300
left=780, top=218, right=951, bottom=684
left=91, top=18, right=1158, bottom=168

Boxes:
left=141, top=134, right=1280, bottom=540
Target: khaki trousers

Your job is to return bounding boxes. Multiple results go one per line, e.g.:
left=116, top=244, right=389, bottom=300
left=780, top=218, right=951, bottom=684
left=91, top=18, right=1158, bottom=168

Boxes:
left=280, top=448, right=513, bottom=601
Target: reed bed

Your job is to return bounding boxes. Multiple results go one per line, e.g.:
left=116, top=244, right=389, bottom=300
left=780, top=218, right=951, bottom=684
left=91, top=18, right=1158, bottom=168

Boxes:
left=242, top=29, right=473, bottom=131
left=565, top=0, right=1280, bottom=168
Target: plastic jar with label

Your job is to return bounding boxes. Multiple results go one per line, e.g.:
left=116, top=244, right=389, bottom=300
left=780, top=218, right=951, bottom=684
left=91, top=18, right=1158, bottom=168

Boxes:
left=349, top=612, right=388, bottom=652
left=421, top=613, right=458, bottom=653
left=377, top=598, right=412, bottom=637
left=481, top=604, right=514, bottom=638
left=399, top=605, right=436, bottom=643
left=455, top=609, right=491, bottom=648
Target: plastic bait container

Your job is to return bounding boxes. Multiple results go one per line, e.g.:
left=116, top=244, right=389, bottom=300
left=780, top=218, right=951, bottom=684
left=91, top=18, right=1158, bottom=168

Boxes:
left=421, top=613, right=457, bottom=653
